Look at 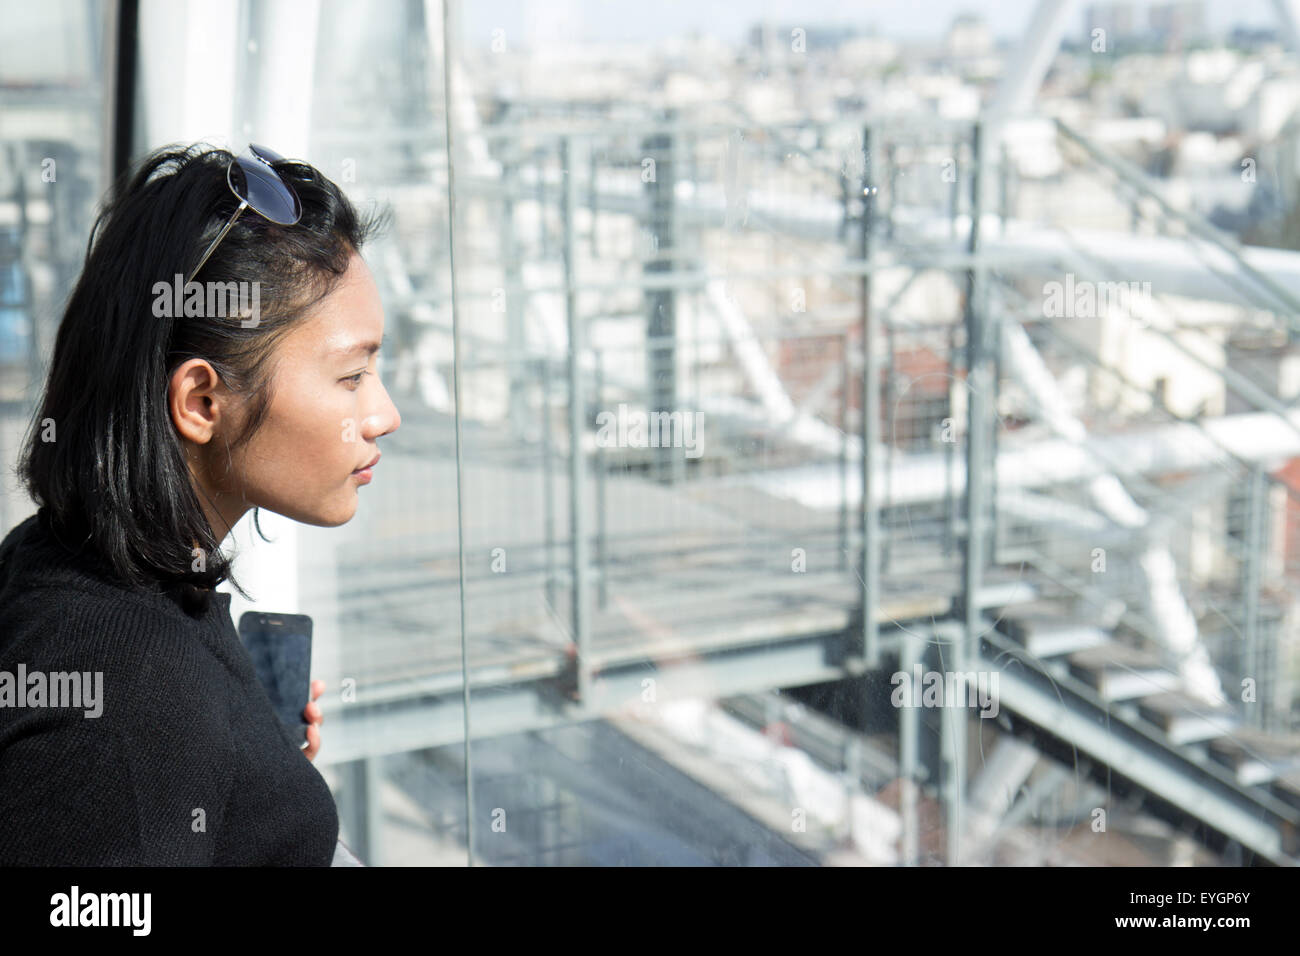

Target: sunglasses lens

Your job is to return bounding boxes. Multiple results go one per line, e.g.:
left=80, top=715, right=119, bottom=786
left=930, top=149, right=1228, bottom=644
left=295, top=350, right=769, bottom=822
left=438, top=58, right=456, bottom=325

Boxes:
left=248, top=142, right=287, bottom=164
left=229, top=154, right=301, bottom=225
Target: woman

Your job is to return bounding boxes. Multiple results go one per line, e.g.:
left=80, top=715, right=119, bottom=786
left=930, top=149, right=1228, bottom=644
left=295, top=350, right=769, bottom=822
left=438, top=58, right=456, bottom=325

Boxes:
left=0, top=142, right=400, bottom=865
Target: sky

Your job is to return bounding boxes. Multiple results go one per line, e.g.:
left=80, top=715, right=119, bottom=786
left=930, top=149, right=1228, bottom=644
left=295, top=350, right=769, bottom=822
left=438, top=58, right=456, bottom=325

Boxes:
left=458, top=0, right=1282, bottom=48
left=0, top=0, right=1288, bottom=82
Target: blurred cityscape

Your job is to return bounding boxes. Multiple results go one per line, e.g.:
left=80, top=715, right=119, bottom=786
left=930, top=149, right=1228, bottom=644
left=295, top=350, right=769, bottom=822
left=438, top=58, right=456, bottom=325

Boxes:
left=3, top=0, right=1300, bottom=865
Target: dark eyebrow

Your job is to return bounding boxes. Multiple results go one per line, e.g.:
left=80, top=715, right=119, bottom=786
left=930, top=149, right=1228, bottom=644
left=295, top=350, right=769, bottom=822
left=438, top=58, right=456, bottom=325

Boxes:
left=330, top=335, right=386, bottom=359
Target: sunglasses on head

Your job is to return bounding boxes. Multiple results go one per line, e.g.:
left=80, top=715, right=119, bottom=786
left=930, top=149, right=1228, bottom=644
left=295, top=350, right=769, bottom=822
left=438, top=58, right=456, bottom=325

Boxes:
left=185, top=142, right=303, bottom=285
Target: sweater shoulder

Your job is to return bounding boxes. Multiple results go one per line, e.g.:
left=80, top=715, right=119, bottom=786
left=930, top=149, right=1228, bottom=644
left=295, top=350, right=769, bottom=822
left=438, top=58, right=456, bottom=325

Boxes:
left=0, top=589, right=235, bottom=745
left=0, top=583, right=219, bottom=678
left=0, top=510, right=241, bottom=678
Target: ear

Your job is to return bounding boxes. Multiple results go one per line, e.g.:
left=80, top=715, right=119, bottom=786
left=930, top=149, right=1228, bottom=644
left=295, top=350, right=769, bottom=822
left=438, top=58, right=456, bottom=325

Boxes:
left=169, top=358, right=225, bottom=445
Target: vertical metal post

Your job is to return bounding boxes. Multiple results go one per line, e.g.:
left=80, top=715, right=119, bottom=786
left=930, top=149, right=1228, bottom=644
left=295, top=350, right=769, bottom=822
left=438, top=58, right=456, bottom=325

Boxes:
left=860, top=125, right=881, bottom=669
left=990, top=295, right=1003, bottom=561
left=14, top=143, right=45, bottom=405
left=886, top=143, right=898, bottom=241
left=643, top=112, right=680, bottom=485
left=341, top=755, right=384, bottom=866
left=899, top=629, right=920, bottom=866
left=502, top=157, right=528, bottom=438
left=944, top=325, right=957, bottom=554
left=542, top=354, right=556, bottom=612
left=951, top=120, right=989, bottom=867
left=537, top=147, right=549, bottom=258
left=363, top=754, right=383, bottom=866
left=998, top=142, right=1009, bottom=237
left=1242, top=466, right=1267, bottom=729
left=595, top=348, right=609, bottom=609
left=562, top=135, right=592, bottom=706
left=693, top=290, right=702, bottom=420
left=948, top=143, right=961, bottom=240
left=843, top=737, right=861, bottom=846
left=588, top=145, right=600, bottom=259
left=840, top=329, right=850, bottom=571
left=883, top=328, right=896, bottom=574
left=689, top=129, right=698, bottom=197
left=107, top=0, right=138, bottom=188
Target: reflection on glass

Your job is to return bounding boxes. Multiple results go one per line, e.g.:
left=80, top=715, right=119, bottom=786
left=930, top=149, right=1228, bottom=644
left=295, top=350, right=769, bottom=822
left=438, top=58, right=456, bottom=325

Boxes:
left=440, top=0, right=1300, bottom=867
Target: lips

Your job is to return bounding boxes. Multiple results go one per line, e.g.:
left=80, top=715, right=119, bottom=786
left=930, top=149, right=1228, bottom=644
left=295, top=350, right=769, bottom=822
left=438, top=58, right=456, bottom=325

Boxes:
left=354, top=452, right=380, bottom=473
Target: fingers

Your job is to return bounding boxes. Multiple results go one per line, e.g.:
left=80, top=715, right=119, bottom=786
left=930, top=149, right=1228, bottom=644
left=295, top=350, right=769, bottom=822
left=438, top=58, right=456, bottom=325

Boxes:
left=303, top=679, right=327, bottom=761
left=304, top=722, right=320, bottom=761
left=304, top=678, right=325, bottom=726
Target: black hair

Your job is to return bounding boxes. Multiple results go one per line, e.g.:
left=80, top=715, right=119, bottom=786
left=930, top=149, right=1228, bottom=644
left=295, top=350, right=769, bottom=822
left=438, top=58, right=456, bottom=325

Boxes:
left=15, top=142, right=388, bottom=610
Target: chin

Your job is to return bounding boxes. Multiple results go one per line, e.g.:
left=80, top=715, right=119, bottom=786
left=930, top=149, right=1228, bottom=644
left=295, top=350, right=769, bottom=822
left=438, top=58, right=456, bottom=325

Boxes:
left=314, top=501, right=359, bottom=527
left=272, top=495, right=359, bottom=528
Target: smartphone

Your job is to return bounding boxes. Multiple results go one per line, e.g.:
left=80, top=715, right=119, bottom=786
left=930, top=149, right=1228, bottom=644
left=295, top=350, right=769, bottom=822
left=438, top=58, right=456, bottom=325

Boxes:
left=238, top=611, right=313, bottom=746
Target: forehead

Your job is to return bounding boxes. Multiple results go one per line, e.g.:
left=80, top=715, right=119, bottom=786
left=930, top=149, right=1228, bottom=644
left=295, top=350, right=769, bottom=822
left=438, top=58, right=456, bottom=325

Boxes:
left=285, top=253, right=384, bottom=358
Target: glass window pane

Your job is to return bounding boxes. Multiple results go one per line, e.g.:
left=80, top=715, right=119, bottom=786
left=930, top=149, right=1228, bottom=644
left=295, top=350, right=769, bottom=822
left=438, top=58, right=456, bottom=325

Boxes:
left=444, top=0, right=1300, bottom=867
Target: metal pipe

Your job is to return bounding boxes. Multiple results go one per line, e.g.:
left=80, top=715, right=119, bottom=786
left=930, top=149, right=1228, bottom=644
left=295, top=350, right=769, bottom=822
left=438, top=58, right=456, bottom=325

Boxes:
left=840, top=329, right=850, bottom=571
left=899, top=629, right=921, bottom=866
left=1055, top=117, right=1300, bottom=322
left=541, top=354, right=556, bottom=612
left=595, top=348, right=609, bottom=609
left=860, top=125, right=881, bottom=669
left=1242, top=466, right=1266, bottom=729
left=952, top=120, right=988, bottom=867
left=562, top=135, right=591, bottom=704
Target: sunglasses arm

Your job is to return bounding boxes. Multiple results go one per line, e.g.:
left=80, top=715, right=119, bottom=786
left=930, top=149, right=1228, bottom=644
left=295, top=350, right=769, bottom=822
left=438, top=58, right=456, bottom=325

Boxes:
left=185, top=199, right=249, bottom=286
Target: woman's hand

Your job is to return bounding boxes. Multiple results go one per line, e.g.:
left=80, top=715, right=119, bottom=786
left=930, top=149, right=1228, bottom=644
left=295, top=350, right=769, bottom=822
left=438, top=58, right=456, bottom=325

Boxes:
left=303, top=679, right=325, bottom=761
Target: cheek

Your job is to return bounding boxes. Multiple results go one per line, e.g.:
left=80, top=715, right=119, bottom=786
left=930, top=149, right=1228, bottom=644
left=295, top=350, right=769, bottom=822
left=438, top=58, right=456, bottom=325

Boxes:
left=252, top=387, right=355, bottom=481
left=301, top=403, right=355, bottom=472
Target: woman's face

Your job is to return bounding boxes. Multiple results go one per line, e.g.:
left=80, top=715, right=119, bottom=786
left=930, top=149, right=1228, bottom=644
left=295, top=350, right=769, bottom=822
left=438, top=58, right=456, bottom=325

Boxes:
left=171, top=251, right=401, bottom=540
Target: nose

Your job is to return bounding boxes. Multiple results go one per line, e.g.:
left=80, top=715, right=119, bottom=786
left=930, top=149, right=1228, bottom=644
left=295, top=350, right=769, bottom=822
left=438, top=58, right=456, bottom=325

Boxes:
left=364, top=376, right=401, bottom=440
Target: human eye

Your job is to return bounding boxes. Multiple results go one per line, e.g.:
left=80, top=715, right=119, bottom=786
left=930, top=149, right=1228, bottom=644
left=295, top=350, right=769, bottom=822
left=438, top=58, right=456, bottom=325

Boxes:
left=342, top=371, right=367, bottom=389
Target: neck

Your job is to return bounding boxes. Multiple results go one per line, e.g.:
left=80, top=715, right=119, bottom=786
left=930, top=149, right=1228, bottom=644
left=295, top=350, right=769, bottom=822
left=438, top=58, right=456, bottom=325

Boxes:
left=186, top=450, right=246, bottom=545
left=201, top=499, right=246, bottom=545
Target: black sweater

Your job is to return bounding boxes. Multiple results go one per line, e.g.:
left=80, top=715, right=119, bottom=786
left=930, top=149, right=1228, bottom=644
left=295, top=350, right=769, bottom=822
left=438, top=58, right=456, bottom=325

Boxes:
left=0, top=508, right=339, bottom=865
